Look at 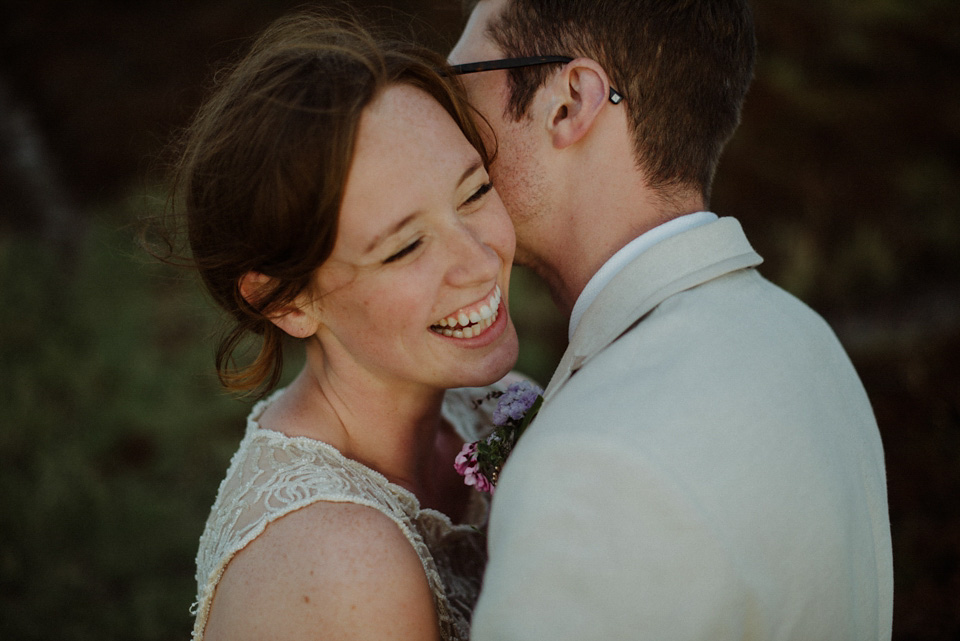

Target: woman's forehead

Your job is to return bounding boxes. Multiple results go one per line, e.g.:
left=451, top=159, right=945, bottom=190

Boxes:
left=356, top=85, right=467, bottom=158
left=334, top=85, right=482, bottom=247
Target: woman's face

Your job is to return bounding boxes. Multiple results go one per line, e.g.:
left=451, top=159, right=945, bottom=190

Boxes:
left=309, top=83, right=519, bottom=393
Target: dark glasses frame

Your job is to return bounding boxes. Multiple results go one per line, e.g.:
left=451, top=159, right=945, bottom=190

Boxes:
left=448, top=56, right=623, bottom=105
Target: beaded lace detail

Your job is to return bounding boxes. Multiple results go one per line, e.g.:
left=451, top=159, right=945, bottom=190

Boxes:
left=190, top=386, right=498, bottom=641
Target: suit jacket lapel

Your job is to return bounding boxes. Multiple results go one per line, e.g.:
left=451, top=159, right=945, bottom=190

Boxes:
left=543, top=217, right=762, bottom=402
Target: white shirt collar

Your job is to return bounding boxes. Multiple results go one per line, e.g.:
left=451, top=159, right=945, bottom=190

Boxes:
left=568, top=211, right=719, bottom=341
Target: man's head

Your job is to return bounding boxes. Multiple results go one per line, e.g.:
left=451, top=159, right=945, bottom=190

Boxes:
left=450, top=0, right=755, bottom=311
left=453, top=0, right=755, bottom=203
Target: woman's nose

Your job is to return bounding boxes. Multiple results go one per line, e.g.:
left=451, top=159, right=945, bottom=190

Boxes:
left=443, top=221, right=501, bottom=287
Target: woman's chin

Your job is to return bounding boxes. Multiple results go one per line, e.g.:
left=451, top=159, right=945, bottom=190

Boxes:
left=463, top=322, right=520, bottom=388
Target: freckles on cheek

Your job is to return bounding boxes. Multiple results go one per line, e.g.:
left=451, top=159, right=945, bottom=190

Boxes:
left=356, top=292, right=410, bottom=330
left=354, top=296, right=379, bottom=327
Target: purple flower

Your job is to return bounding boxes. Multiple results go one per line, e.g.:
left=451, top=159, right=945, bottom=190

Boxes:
left=493, top=381, right=544, bottom=426
left=455, top=381, right=544, bottom=495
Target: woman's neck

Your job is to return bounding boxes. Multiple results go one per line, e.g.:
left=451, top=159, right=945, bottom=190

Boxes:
left=259, top=349, right=451, bottom=501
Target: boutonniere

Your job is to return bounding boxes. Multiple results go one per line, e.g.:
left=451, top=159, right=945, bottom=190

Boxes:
left=455, top=381, right=544, bottom=494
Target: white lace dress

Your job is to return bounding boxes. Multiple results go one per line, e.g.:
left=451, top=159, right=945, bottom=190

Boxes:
left=191, top=385, right=501, bottom=641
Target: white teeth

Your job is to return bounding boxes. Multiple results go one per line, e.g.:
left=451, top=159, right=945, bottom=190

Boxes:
left=431, top=285, right=504, bottom=338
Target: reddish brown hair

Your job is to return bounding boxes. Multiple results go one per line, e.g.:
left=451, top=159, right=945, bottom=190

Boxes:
left=168, top=10, right=490, bottom=395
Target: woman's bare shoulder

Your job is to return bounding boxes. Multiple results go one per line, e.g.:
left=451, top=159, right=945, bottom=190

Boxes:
left=204, top=501, right=440, bottom=641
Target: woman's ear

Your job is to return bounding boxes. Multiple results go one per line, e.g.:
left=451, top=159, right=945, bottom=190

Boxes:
left=547, top=58, right=611, bottom=149
left=239, top=271, right=319, bottom=339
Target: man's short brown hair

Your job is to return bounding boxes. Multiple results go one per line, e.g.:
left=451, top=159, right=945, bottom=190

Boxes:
left=473, top=0, right=756, bottom=203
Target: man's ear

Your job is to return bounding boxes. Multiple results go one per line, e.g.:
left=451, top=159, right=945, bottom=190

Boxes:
left=546, top=58, right=612, bottom=149
left=239, top=271, right=319, bottom=339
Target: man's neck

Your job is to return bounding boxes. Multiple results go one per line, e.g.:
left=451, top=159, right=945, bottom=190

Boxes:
left=523, top=195, right=704, bottom=320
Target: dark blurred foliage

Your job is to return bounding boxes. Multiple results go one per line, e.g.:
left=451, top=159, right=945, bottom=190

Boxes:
left=717, top=0, right=960, bottom=313
left=0, top=0, right=957, bottom=639
left=0, top=0, right=463, bottom=225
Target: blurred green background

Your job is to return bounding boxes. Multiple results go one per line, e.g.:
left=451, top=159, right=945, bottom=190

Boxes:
left=1, top=0, right=957, bottom=639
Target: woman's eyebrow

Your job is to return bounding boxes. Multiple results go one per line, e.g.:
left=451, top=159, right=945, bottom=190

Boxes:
left=364, top=212, right=419, bottom=255
left=363, top=159, right=485, bottom=254
left=459, top=159, right=484, bottom=186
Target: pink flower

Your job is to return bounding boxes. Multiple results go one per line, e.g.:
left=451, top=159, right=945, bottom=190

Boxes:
left=471, top=472, right=494, bottom=494
left=454, top=442, right=478, bottom=474
left=454, top=441, right=494, bottom=494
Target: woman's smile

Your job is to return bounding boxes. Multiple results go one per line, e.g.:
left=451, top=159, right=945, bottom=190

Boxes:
left=430, top=285, right=502, bottom=339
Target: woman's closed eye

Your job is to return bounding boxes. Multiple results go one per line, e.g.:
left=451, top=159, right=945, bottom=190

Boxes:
left=382, top=182, right=492, bottom=264
left=463, top=182, right=493, bottom=206
left=384, top=239, right=422, bottom=264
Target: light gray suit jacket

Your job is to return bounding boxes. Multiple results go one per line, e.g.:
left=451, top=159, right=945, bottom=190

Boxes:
left=471, top=218, right=893, bottom=640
